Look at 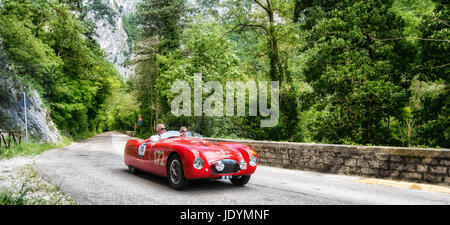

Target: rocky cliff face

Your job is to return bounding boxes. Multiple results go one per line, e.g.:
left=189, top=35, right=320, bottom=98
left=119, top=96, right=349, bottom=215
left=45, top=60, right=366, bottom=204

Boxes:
left=83, top=0, right=141, bottom=79
left=0, top=77, right=63, bottom=144
left=0, top=45, right=62, bottom=143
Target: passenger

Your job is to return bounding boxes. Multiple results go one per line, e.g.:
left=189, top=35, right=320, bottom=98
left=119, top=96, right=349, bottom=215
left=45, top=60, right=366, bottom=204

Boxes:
left=150, top=123, right=166, bottom=142
left=179, top=127, right=188, bottom=137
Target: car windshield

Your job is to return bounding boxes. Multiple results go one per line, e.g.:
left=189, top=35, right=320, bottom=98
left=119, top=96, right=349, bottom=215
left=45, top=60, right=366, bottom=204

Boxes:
left=159, top=131, right=202, bottom=140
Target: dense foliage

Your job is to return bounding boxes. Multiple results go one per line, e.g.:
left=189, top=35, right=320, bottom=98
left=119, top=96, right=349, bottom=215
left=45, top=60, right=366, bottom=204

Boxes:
left=1, top=0, right=447, bottom=148
left=412, top=0, right=449, bottom=147
left=0, top=0, right=130, bottom=139
left=128, top=0, right=448, bottom=148
left=298, top=0, right=415, bottom=145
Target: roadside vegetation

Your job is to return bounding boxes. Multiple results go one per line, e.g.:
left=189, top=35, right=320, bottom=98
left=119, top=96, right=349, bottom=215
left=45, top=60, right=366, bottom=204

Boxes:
left=0, top=0, right=136, bottom=140
left=0, top=137, right=75, bottom=205
left=0, top=165, right=77, bottom=205
left=128, top=0, right=448, bottom=148
left=1, top=0, right=448, bottom=148
left=0, top=136, right=72, bottom=160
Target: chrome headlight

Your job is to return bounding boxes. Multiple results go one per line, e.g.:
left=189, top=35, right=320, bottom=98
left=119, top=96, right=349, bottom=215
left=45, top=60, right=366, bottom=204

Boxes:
left=239, top=160, right=247, bottom=170
left=215, top=160, right=225, bottom=171
left=193, top=157, right=203, bottom=170
left=249, top=155, right=257, bottom=167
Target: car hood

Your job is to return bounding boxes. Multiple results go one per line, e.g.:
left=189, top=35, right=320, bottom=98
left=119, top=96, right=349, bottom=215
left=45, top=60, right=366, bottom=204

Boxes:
left=164, top=138, right=243, bottom=163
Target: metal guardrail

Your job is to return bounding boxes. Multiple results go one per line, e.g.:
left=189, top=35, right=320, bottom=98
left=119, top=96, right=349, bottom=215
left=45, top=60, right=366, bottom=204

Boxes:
left=0, top=130, right=23, bottom=149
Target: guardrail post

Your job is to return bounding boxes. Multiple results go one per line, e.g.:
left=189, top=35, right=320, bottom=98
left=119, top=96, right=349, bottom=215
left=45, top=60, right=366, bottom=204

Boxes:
left=18, top=132, right=22, bottom=145
left=0, top=131, right=25, bottom=149
left=7, top=132, right=11, bottom=148
left=1, top=132, right=5, bottom=149
left=12, top=132, right=17, bottom=146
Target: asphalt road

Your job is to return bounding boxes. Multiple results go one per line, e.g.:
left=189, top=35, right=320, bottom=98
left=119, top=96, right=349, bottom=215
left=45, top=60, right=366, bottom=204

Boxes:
left=33, top=132, right=450, bottom=205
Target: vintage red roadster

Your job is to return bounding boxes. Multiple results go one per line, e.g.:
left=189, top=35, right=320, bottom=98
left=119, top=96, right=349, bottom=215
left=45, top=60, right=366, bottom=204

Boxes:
left=124, top=131, right=258, bottom=190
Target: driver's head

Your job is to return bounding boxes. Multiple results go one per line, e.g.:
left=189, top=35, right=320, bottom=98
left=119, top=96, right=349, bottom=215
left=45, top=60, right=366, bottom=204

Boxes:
left=156, top=123, right=166, bottom=135
left=179, top=127, right=188, bottom=137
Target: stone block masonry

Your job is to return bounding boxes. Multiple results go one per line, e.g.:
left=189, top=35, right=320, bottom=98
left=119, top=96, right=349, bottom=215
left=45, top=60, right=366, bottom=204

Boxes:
left=205, top=138, right=450, bottom=186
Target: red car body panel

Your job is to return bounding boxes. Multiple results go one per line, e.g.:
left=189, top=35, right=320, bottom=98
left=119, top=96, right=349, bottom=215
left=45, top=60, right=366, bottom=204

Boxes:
left=124, top=137, right=258, bottom=180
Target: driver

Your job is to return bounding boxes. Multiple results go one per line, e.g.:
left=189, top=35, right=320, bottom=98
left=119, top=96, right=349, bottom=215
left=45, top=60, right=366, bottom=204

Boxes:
left=150, top=123, right=166, bottom=142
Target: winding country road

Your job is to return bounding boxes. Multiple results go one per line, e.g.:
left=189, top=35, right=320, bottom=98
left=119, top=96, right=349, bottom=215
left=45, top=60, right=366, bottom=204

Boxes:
left=33, top=132, right=450, bottom=205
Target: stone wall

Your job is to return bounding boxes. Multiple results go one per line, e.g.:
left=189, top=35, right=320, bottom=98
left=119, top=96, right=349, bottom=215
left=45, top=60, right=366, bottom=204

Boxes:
left=205, top=138, right=450, bottom=186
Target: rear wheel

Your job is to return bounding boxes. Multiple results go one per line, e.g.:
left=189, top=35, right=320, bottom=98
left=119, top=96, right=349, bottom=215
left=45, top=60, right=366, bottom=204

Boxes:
left=231, top=175, right=251, bottom=186
left=167, top=154, right=189, bottom=190
left=128, top=166, right=138, bottom=174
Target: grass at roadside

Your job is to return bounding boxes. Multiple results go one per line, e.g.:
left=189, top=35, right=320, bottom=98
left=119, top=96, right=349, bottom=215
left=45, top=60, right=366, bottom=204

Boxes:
left=0, top=136, right=72, bottom=160
left=0, top=165, right=77, bottom=205
left=0, top=135, right=77, bottom=205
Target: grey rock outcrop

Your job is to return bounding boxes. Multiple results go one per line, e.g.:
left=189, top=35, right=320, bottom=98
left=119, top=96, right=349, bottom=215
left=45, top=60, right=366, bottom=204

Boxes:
left=0, top=76, right=62, bottom=144
left=83, top=0, right=141, bottom=79
left=0, top=44, right=62, bottom=144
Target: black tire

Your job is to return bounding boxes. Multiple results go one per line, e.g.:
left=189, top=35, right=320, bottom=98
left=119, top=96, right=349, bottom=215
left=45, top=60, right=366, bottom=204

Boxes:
left=167, top=154, right=189, bottom=190
left=128, top=166, right=138, bottom=174
left=231, top=175, right=251, bottom=186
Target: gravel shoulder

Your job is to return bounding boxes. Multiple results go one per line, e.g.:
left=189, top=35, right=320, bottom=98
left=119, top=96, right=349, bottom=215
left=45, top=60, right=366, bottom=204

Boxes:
left=0, top=150, right=77, bottom=205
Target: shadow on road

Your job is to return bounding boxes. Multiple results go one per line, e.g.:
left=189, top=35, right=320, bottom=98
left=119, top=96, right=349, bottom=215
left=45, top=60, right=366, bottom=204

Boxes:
left=119, top=168, right=243, bottom=192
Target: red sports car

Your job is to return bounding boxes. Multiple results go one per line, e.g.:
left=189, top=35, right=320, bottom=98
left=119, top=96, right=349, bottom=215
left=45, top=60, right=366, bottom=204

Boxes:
left=124, top=131, right=258, bottom=190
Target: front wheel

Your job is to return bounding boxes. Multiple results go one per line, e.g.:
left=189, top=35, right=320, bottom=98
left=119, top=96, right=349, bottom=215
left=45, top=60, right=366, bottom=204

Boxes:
left=167, top=154, right=189, bottom=190
left=231, top=175, right=251, bottom=186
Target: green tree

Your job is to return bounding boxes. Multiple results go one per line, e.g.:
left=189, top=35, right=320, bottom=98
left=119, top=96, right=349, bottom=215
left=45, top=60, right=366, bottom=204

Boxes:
left=412, top=0, right=449, bottom=147
left=137, top=0, right=190, bottom=53
left=129, top=36, right=160, bottom=137
left=131, top=0, right=191, bottom=135
left=298, top=0, right=415, bottom=145
left=0, top=0, right=122, bottom=139
left=154, top=18, right=242, bottom=136
left=223, top=0, right=300, bottom=140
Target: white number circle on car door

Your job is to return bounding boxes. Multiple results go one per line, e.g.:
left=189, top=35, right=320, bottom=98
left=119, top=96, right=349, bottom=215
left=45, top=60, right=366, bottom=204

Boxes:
left=138, top=144, right=146, bottom=158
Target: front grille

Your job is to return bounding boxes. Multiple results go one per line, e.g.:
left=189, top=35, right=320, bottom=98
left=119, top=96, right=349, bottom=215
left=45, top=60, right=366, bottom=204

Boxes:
left=210, top=159, right=240, bottom=174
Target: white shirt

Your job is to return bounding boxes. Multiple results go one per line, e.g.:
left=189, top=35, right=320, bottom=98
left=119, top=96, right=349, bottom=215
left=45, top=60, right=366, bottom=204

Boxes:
left=150, top=134, right=160, bottom=142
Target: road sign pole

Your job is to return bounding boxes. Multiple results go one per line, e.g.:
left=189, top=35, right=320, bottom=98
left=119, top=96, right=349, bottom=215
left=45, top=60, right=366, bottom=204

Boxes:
left=24, top=92, right=28, bottom=144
